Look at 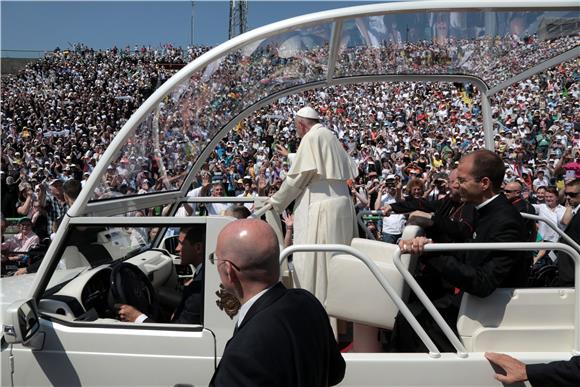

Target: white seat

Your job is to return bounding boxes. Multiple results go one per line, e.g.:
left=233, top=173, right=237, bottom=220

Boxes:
left=457, top=288, right=575, bottom=352
left=325, top=226, right=423, bottom=330
left=60, top=246, right=90, bottom=269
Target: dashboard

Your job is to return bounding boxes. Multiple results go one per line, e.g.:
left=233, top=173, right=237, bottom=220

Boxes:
left=39, top=249, right=175, bottom=322
left=81, top=268, right=113, bottom=317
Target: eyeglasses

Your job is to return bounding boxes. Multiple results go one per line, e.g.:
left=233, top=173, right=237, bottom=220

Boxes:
left=503, top=189, right=520, bottom=194
left=564, top=191, right=580, bottom=198
left=209, top=252, right=242, bottom=271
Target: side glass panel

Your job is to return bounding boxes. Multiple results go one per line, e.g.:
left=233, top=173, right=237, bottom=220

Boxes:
left=335, top=10, right=579, bottom=87
left=90, top=23, right=332, bottom=201
left=42, top=223, right=209, bottom=326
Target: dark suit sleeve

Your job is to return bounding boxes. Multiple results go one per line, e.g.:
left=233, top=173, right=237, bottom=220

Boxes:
left=527, top=356, right=580, bottom=387
left=213, top=350, right=277, bottom=387
left=328, top=324, right=346, bottom=386
left=556, top=212, right=579, bottom=287
left=171, top=291, right=202, bottom=324
left=391, top=198, right=440, bottom=214
left=431, top=204, right=475, bottom=243
left=427, top=217, right=524, bottom=297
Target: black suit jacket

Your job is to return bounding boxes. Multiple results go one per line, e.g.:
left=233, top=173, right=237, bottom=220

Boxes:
left=510, top=197, right=538, bottom=242
left=427, top=195, right=530, bottom=298
left=390, top=196, right=476, bottom=243
left=145, top=266, right=203, bottom=324
left=557, top=210, right=579, bottom=287
left=210, top=282, right=345, bottom=387
left=527, top=355, right=580, bottom=387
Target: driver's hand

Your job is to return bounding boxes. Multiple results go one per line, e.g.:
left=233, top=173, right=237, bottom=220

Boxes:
left=15, top=267, right=28, bottom=276
left=117, top=304, right=142, bottom=322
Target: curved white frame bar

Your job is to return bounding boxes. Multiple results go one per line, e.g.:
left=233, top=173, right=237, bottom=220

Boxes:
left=521, top=213, right=580, bottom=253
left=279, top=244, right=444, bottom=357
left=391, top=242, right=580, bottom=354
left=280, top=242, right=580, bottom=356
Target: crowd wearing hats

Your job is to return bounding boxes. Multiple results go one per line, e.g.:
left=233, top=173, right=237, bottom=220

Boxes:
left=1, top=42, right=579, bottom=247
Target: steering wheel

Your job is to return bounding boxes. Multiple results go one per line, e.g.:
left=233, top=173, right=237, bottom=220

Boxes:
left=108, top=263, right=158, bottom=320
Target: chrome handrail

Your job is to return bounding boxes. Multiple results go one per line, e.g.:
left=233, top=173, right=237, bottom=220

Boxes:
left=392, top=242, right=580, bottom=355
left=280, top=244, right=443, bottom=358
left=251, top=202, right=273, bottom=219
left=521, top=212, right=580, bottom=253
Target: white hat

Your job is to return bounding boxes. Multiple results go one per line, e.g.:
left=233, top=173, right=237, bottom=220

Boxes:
left=296, top=106, right=319, bottom=120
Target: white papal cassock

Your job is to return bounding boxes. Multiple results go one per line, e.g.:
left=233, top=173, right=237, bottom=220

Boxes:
left=270, top=123, right=358, bottom=303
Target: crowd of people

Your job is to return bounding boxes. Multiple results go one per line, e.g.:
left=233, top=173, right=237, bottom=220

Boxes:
left=0, top=25, right=579, bottom=387
left=1, top=36, right=578, bottom=271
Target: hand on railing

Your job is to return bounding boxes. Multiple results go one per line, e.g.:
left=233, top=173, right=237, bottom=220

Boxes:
left=399, top=236, right=433, bottom=255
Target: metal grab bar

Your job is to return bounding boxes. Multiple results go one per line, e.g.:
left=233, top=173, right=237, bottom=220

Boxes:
left=251, top=202, right=273, bottom=219
left=392, top=242, right=580, bottom=355
left=521, top=212, right=580, bottom=253
left=356, top=210, right=384, bottom=240
left=178, top=196, right=258, bottom=203
left=279, top=244, right=443, bottom=358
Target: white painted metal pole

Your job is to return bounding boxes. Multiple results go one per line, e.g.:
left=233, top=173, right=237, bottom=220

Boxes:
left=481, top=92, right=494, bottom=151
left=391, top=249, right=468, bottom=357
left=521, top=213, right=580, bottom=253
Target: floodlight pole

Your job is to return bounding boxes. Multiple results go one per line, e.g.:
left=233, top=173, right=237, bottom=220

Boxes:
left=190, top=1, right=195, bottom=47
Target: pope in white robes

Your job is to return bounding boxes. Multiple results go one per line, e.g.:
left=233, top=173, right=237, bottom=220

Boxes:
left=270, top=106, right=358, bottom=303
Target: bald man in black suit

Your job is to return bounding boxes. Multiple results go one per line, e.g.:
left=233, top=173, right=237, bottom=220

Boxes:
left=210, top=219, right=345, bottom=387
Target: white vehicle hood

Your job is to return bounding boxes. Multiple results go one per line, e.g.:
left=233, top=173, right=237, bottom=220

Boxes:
left=0, top=274, right=37, bottom=327
left=0, top=268, right=85, bottom=326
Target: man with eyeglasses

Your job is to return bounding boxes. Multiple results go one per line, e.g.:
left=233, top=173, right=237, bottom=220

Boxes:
left=393, top=150, right=530, bottom=352
left=209, top=219, right=345, bottom=387
left=555, top=178, right=580, bottom=286
left=117, top=226, right=205, bottom=324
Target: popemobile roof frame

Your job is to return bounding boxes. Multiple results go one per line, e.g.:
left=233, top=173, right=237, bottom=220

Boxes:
left=70, top=0, right=579, bottom=218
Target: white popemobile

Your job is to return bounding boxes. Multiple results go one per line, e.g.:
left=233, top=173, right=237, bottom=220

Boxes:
left=1, top=1, right=579, bottom=386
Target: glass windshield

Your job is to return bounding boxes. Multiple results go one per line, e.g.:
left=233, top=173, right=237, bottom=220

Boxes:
left=336, top=10, right=579, bottom=87
left=90, top=23, right=332, bottom=201
left=89, top=7, right=578, bottom=202
left=55, top=226, right=148, bottom=272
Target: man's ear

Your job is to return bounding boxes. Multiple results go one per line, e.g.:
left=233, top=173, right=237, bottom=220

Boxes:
left=481, top=176, right=492, bottom=191
left=225, top=263, right=239, bottom=286
left=193, top=241, right=204, bottom=255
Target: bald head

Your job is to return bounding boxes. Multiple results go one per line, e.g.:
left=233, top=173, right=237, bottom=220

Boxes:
left=504, top=181, right=522, bottom=201
left=216, top=219, right=280, bottom=286
left=505, top=181, right=522, bottom=191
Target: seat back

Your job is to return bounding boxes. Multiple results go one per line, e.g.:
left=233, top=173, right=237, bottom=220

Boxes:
left=457, top=288, right=575, bottom=352
left=325, top=225, right=423, bottom=330
left=60, top=246, right=90, bottom=269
